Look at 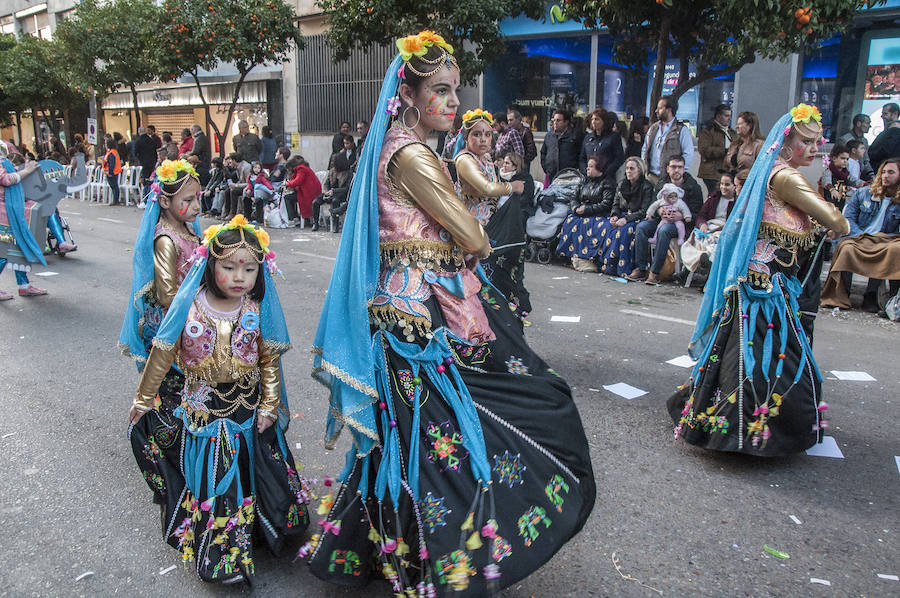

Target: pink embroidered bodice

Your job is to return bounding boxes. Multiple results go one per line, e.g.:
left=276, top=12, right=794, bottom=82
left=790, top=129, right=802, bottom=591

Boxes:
left=154, top=220, right=199, bottom=285
left=761, top=163, right=814, bottom=246
left=179, top=292, right=261, bottom=381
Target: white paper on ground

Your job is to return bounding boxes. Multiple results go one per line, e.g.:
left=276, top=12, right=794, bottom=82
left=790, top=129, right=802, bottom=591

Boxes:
left=810, top=578, right=831, bottom=586
left=805, top=436, right=844, bottom=458
left=830, top=370, right=876, bottom=381
left=789, top=515, right=802, bottom=525
left=666, top=355, right=697, bottom=368
left=33, top=271, right=58, bottom=277
left=159, top=565, right=177, bottom=575
left=895, top=456, right=900, bottom=476
left=551, top=276, right=569, bottom=280
left=602, top=383, right=648, bottom=400
left=877, top=574, right=899, bottom=581
left=588, top=388, right=600, bottom=392
left=550, top=315, right=581, bottom=323
left=292, top=238, right=310, bottom=242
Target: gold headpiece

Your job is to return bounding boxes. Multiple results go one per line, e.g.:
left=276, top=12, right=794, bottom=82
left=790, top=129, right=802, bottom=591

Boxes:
left=202, top=215, right=271, bottom=264
left=396, top=31, right=458, bottom=78
left=156, top=159, right=199, bottom=197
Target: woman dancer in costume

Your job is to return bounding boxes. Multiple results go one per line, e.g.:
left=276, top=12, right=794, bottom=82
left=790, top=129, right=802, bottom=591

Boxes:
left=667, top=104, right=849, bottom=456
left=306, top=31, right=595, bottom=596
left=127, top=217, right=309, bottom=584
left=452, top=109, right=532, bottom=321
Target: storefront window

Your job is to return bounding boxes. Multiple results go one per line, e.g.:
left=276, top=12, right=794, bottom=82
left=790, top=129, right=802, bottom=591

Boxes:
left=595, top=35, right=648, bottom=118
left=483, top=36, right=592, bottom=133
left=802, top=35, right=840, bottom=141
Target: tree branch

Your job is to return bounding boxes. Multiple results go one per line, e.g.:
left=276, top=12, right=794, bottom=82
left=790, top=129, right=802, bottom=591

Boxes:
left=671, top=54, right=755, bottom=100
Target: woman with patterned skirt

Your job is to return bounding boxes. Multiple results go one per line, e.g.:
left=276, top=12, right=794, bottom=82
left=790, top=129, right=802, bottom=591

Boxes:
left=667, top=105, right=849, bottom=456
left=307, top=32, right=595, bottom=596
left=453, top=109, right=532, bottom=321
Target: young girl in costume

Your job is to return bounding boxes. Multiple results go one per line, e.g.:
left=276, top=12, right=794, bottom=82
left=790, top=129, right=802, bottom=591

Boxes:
left=667, top=104, right=849, bottom=456
left=452, top=110, right=532, bottom=320
left=127, top=217, right=310, bottom=584
left=119, top=160, right=203, bottom=370
left=306, top=31, right=594, bottom=596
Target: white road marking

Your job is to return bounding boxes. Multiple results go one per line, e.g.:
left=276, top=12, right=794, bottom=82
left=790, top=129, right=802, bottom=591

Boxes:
left=550, top=315, right=581, bottom=323
left=97, top=217, right=124, bottom=224
left=619, top=309, right=695, bottom=326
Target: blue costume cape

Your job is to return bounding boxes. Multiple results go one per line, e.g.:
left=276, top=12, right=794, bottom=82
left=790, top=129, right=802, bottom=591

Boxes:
left=1, top=157, right=46, bottom=266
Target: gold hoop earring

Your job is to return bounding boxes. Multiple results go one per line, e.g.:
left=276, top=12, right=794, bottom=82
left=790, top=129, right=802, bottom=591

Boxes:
left=779, top=146, right=794, bottom=162
left=402, top=107, right=421, bottom=130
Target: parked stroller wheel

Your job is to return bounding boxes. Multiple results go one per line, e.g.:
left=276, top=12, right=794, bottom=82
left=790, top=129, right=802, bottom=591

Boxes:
left=523, top=243, right=536, bottom=263
left=537, top=247, right=552, bottom=264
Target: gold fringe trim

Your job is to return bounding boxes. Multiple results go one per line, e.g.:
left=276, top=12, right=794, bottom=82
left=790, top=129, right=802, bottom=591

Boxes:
left=310, top=353, right=378, bottom=398
left=117, top=341, right=148, bottom=363
left=263, top=340, right=292, bottom=355
left=758, top=222, right=817, bottom=250
left=0, top=231, right=16, bottom=244
left=325, top=405, right=380, bottom=455
left=369, top=304, right=433, bottom=337
left=176, top=352, right=260, bottom=389
left=152, top=337, right=176, bottom=352
left=380, top=239, right=463, bottom=269
left=746, top=269, right=773, bottom=291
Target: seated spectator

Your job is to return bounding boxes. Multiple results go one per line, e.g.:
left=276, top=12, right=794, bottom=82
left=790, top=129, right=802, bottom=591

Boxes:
left=247, top=162, right=275, bottom=224
left=285, top=155, right=321, bottom=227
left=821, top=158, right=900, bottom=311
left=222, top=153, right=250, bottom=220
left=820, top=143, right=864, bottom=211
left=556, top=156, right=652, bottom=275
left=846, top=139, right=866, bottom=182
left=201, top=156, right=225, bottom=215
left=556, top=155, right=616, bottom=271
left=333, top=135, right=356, bottom=171
left=645, top=183, right=692, bottom=247
left=498, top=151, right=535, bottom=219
left=680, top=172, right=737, bottom=276
left=269, top=146, right=290, bottom=184
left=628, top=155, right=703, bottom=283
left=312, top=154, right=353, bottom=231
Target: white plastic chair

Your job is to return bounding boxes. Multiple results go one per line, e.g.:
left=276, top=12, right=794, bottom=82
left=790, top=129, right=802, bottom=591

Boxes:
left=120, top=166, right=141, bottom=206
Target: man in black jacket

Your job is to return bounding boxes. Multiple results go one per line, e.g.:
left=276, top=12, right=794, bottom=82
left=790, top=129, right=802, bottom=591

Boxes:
left=540, top=109, right=582, bottom=183
left=629, top=156, right=703, bottom=283
left=133, top=126, right=158, bottom=199
left=188, top=124, right=212, bottom=185
left=869, top=119, right=900, bottom=173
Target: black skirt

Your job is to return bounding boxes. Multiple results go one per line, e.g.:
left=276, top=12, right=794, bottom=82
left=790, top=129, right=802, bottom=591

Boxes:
left=307, top=280, right=595, bottom=595
left=483, top=196, right=532, bottom=318
left=130, top=378, right=310, bottom=584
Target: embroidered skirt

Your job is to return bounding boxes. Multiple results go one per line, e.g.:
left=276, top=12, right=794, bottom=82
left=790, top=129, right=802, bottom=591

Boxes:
left=306, top=282, right=595, bottom=596
left=129, top=380, right=310, bottom=584
left=483, top=196, right=532, bottom=318
left=556, top=216, right=636, bottom=276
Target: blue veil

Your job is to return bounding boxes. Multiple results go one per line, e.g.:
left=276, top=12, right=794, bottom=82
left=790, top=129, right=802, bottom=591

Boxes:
left=153, top=239, right=293, bottom=430
left=688, top=112, right=794, bottom=360
left=117, top=189, right=202, bottom=365
left=1, top=158, right=46, bottom=266
left=312, top=55, right=404, bottom=456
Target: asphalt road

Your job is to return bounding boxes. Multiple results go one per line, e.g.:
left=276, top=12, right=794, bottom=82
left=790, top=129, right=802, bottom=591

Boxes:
left=1, top=199, right=897, bottom=598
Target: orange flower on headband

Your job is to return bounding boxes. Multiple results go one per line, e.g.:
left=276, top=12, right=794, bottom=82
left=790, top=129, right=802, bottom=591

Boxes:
left=396, top=35, right=427, bottom=61
left=462, top=109, right=494, bottom=126
left=418, top=30, right=454, bottom=54
left=789, top=103, right=821, bottom=124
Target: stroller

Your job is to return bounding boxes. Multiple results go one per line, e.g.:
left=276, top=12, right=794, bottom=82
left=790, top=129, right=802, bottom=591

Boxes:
left=263, top=182, right=292, bottom=229
left=524, top=168, right=583, bottom=264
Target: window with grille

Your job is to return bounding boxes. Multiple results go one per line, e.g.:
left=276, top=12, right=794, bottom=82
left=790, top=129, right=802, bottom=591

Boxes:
left=296, top=34, right=394, bottom=133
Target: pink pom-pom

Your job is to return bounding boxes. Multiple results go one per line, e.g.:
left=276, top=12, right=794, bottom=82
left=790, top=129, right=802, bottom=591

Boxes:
left=817, top=402, right=829, bottom=412
left=200, top=498, right=214, bottom=511
left=397, top=65, right=405, bottom=79
left=752, top=407, right=760, bottom=416
left=481, top=522, right=497, bottom=538
left=783, top=126, right=792, bottom=136
left=324, top=475, right=333, bottom=487
left=759, top=405, right=769, bottom=415
left=382, top=538, right=398, bottom=553
left=762, top=428, right=771, bottom=439
left=265, top=250, right=276, bottom=261
left=419, top=547, right=429, bottom=560
left=206, top=518, right=215, bottom=530
left=242, top=496, right=253, bottom=506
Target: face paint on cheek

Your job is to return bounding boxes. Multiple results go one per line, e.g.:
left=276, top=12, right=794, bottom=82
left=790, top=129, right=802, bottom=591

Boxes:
left=178, top=203, right=189, bottom=216
left=215, top=273, right=227, bottom=285
left=425, top=93, right=441, bottom=116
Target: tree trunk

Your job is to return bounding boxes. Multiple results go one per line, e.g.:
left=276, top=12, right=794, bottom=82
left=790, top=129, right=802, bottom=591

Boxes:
left=649, top=15, right=671, bottom=122
left=190, top=71, right=222, bottom=157
left=15, top=111, right=22, bottom=147
left=130, top=83, right=141, bottom=129
left=31, top=108, right=41, bottom=155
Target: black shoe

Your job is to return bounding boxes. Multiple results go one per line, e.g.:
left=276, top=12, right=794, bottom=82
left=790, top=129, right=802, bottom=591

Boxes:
left=311, top=224, right=320, bottom=232
left=861, top=292, right=879, bottom=313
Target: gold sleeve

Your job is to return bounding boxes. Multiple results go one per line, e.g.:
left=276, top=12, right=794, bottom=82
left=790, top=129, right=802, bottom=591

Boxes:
left=257, top=341, right=281, bottom=419
left=134, top=343, right=178, bottom=411
left=388, top=144, right=491, bottom=258
left=153, top=236, right=180, bottom=308
left=771, top=168, right=850, bottom=235
left=455, top=153, right=513, bottom=198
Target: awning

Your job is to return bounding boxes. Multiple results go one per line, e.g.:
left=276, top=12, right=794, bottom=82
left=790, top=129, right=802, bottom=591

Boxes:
left=101, top=80, right=267, bottom=110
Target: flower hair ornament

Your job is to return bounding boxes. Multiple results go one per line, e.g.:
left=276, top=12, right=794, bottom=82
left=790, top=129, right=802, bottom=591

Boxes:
left=192, top=214, right=280, bottom=276
left=151, top=159, right=200, bottom=199
left=395, top=30, right=457, bottom=79
left=462, top=109, right=494, bottom=129
left=768, top=103, right=824, bottom=154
